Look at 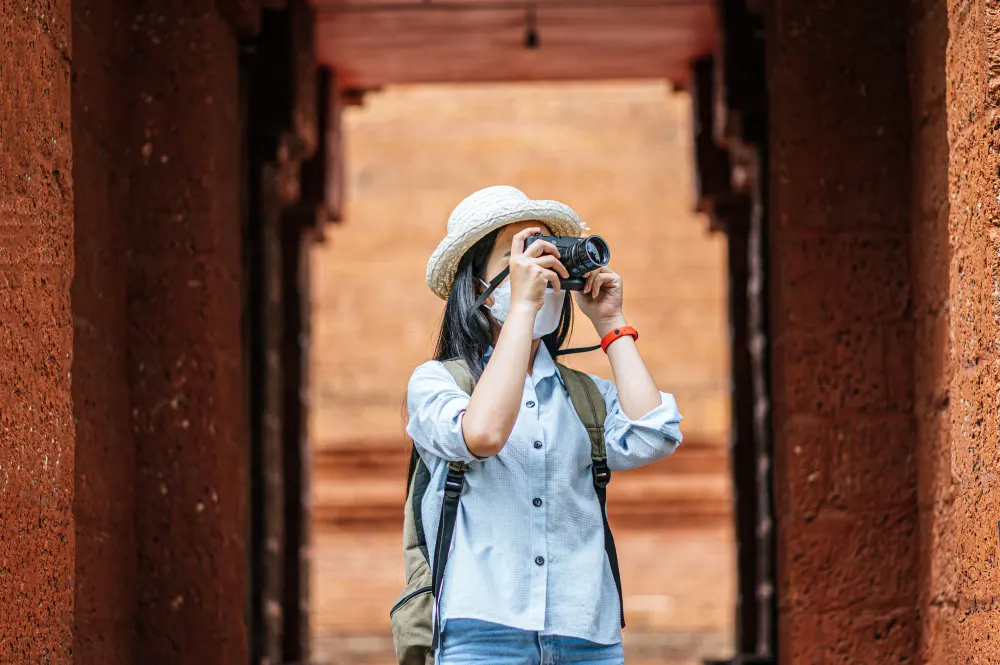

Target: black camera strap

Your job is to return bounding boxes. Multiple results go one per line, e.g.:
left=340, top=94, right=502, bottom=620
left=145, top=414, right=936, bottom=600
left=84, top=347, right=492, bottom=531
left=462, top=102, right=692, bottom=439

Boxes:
left=472, top=266, right=510, bottom=310
left=471, top=265, right=603, bottom=356
left=553, top=344, right=601, bottom=356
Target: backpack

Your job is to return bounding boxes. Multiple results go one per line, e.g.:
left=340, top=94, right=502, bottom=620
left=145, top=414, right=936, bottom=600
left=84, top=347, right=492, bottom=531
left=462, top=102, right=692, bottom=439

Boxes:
left=389, top=358, right=624, bottom=665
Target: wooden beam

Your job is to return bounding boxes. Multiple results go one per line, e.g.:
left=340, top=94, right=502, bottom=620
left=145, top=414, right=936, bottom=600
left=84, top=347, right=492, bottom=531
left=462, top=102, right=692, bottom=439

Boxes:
left=313, top=0, right=709, bottom=8
left=315, top=3, right=715, bottom=86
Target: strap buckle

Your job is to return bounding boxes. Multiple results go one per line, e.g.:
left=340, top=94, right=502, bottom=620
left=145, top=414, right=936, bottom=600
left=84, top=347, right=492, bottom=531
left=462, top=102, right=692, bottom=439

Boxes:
left=592, top=460, right=611, bottom=489
left=444, top=468, right=466, bottom=498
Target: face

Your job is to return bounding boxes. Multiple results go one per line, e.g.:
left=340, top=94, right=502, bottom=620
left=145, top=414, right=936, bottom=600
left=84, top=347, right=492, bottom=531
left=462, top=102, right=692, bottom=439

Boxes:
left=482, top=220, right=552, bottom=287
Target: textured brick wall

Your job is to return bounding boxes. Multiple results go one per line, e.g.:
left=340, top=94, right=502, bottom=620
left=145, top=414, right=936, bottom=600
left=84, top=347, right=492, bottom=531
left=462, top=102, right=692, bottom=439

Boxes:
left=945, top=0, right=1000, bottom=656
left=71, top=0, right=136, bottom=661
left=127, top=3, right=247, bottom=662
left=908, top=0, right=955, bottom=661
left=767, top=2, right=920, bottom=661
left=0, top=2, right=76, bottom=660
left=310, top=82, right=730, bottom=451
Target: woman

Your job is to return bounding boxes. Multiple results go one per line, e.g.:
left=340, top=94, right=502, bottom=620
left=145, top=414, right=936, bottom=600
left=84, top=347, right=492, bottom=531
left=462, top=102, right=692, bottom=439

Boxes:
left=407, top=186, right=683, bottom=664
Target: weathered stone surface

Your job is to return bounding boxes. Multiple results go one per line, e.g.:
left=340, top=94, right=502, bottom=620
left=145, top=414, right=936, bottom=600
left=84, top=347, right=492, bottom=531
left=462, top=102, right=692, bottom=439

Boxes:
left=0, top=1, right=76, bottom=660
left=767, top=1, right=921, bottom=662
left=71, top=0, right=137, bottom=661
left=128, top=3, right=247, bottom=663
left=944, top=0, right=1000, bottom=658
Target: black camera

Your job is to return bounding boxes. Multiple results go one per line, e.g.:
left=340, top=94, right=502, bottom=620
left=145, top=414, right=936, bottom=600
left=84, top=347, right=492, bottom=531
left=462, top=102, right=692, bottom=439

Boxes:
left=523, top=234, right=611, bottom=290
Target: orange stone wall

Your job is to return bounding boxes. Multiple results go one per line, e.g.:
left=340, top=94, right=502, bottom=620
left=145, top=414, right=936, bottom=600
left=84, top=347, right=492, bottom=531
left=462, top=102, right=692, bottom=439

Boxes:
left=308, top=82, right=734, bottom=664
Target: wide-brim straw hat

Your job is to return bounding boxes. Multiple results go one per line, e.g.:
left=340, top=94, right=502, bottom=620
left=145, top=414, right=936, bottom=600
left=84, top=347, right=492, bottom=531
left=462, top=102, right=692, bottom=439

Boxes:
left=426, top=186, right=584, bottom=299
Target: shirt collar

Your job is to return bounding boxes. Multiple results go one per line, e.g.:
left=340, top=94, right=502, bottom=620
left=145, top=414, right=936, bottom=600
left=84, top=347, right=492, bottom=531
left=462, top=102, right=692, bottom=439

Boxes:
left=532, top=343, right=557, bottom=381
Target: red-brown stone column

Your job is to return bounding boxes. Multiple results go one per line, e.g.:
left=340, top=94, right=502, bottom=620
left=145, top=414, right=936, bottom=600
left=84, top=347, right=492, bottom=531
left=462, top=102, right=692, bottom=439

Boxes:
left=767, top=1, right=920, bottom=661
left=945, top=0, right=1000, bottom=655
left=908, top=0, right=955, bottom=662
left=71, top=0, right=137, bottom=662
left=0, top=2, right=76, bottom=661
left=128, top=3, right=247, bottom=662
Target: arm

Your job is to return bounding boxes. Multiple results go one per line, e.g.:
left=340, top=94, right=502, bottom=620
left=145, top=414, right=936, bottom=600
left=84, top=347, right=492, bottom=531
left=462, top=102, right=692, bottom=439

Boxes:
left=460, top=303, right=534, bottom=457
left=459, top=227, right=570, bottom=457
left=573, top=264, right=683, bottom=470
left=593, top=316, right=660, bottom=420
left=590, top=374, right=682, bottom=471
left=575, top=265, right=661, bottom=419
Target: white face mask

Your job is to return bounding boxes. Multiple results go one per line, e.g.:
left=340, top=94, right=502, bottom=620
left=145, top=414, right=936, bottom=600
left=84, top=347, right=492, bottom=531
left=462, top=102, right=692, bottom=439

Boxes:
left=480, top=279, right=566, bottom=339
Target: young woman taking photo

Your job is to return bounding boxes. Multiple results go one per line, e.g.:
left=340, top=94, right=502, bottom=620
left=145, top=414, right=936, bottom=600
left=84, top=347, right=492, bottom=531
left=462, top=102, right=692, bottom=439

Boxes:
left=401, top=186, right=683, bottom=665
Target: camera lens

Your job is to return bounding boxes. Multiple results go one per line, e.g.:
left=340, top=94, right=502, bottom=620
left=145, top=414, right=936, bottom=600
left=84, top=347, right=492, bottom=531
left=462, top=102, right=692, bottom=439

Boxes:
left=584, top=236, right=609, bottom=266
left=562, top=235, right=610, bottom=277
left=568, top=235, right=609, bottom=274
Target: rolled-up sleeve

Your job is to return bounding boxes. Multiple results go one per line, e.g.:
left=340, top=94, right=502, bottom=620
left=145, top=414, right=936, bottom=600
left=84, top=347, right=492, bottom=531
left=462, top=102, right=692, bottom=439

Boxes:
left=588, top=374, right=683, bottom=471
left=406, top=361, right=478, bottom=464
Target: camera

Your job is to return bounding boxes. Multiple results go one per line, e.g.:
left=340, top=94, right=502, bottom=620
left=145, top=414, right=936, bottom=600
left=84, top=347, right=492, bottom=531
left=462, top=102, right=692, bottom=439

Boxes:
left=523, top=234, right=611, bottom=290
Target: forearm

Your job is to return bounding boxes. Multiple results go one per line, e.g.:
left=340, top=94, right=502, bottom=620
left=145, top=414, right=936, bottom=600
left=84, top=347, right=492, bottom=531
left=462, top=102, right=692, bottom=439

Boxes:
left=595, top=316, right=661, bottom=420
left=461, top=304, right=534, bottom=456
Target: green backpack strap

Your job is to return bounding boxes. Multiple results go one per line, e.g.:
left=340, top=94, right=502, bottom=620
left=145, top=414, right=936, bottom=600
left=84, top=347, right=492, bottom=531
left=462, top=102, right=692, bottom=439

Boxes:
left=426, top=358, right=476, bottom=649
left=555, top=363, right=625, bottom=629
left=441, top=358, right=475, bottom=394
left=555, top=364, right=608, bottom=463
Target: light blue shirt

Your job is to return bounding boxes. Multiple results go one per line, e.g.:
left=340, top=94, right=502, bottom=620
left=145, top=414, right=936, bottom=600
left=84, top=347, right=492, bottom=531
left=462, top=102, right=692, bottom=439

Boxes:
left=405, top=344, right=683, bottom=645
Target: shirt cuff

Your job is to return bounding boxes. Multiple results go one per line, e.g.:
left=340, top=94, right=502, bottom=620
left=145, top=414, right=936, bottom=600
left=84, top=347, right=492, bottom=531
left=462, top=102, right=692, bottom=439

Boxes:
left=604, top=391, right=684, bottom=448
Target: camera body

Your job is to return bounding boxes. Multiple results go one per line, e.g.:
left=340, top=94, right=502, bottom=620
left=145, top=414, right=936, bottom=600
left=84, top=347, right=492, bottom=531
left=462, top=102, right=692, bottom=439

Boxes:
left=523, top=234, right=610, bottom=290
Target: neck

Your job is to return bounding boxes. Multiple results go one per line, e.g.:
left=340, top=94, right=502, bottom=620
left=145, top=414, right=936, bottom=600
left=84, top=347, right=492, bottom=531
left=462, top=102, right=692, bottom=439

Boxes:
left=527, top=338, right=542, bottom=375
left=489, top=325, right=542, bottom=374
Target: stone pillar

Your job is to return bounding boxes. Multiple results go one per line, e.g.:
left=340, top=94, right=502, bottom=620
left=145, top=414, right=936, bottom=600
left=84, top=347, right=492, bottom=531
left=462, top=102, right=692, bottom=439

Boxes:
left=71, top=0, right=137, bottom=661
left=766, top=1, right=920, bottom=661
left=695, top=4, right=773, bottom=660
left=128, top=2, right=247, bottom=662
left=907, top=1, right=953, bottom=662
left=243, top=3, right=319, bottom=662
left=0, top=2, right=75, bottom=660
left=945, top=0, right=1000, bottom=655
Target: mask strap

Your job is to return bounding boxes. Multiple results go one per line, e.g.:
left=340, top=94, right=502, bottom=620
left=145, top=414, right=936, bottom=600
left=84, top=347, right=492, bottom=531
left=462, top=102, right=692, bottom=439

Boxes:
left=472, top=267, right=510, bottom=310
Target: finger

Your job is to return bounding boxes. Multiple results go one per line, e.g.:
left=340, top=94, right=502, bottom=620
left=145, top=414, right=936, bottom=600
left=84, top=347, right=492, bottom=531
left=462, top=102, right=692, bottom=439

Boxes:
left=588, top=271, right=607, bottom=298
left=523, top=238, right=560, bottom=260
left=510, top=227, right=543, bottom=257
left=534, top=255, right=570, bottom=279
left=539, top=268, right=562, bottom=292
left=583, top=269, right=599, bottom=294
left=592, top=273, right=611, bottom=299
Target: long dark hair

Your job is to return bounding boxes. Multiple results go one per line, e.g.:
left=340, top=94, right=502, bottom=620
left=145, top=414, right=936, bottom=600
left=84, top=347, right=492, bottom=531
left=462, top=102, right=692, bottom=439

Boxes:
left=433, top=229, right=574, bottom=380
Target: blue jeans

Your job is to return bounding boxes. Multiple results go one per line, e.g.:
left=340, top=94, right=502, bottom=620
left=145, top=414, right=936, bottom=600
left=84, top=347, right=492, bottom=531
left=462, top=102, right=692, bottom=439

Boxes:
left=438, top=618, right=625, bottom=665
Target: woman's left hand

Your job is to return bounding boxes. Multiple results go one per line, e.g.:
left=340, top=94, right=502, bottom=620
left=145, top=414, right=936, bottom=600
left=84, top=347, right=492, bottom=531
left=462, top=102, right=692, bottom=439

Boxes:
left=573, top=266, right=625, bottom=332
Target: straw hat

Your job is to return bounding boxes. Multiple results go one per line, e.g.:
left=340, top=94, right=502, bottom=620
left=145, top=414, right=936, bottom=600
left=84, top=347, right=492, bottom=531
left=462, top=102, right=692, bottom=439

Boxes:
left=426, top=186, right=584, bottom=299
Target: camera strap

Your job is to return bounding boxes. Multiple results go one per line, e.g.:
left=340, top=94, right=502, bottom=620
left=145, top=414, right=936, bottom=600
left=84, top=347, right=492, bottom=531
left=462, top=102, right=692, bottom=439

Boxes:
left=472, top=267, right=510, bottom=310
left=471, top=266, right=601, bottom=356
left=553, top=344, right=601, bottom=356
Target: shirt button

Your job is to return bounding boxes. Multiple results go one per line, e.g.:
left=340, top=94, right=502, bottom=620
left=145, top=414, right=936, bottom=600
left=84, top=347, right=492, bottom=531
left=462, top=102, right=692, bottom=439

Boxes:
left=533, top=440, right=543, bottom=449
left=526, top=400, right=536, bottom=408
left=533, top=498, right=543, bottom=507
left=535, top=556, right=545, bottom=566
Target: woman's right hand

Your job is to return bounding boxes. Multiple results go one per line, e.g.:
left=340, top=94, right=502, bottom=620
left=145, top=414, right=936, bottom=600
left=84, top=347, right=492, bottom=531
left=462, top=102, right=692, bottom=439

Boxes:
left=508, top=227, right=570, bottom=312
